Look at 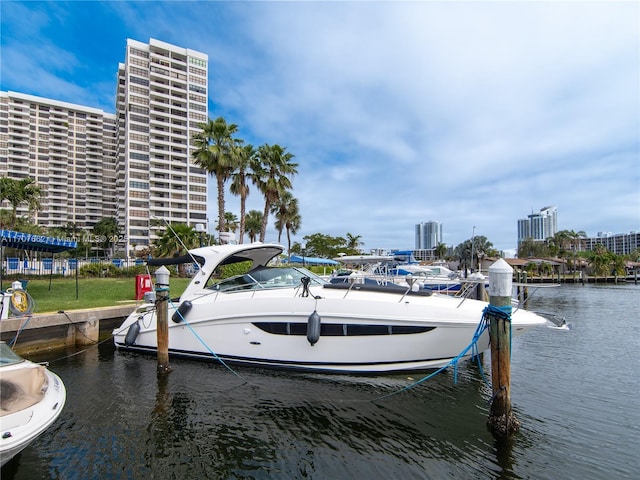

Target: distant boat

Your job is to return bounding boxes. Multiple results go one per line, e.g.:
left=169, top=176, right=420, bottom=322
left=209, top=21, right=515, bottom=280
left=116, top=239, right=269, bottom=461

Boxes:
left=0, top=341, right=66, bottom=466
left=330, top=253, right=486, bottom=294
left=113, top=242, right=547, bottom=374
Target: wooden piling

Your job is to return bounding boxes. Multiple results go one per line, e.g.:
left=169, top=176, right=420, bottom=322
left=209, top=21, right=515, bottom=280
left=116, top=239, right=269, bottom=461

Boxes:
left=487, top=259, right=519, bottom=436
left=155, top=266, right=172, bottom=374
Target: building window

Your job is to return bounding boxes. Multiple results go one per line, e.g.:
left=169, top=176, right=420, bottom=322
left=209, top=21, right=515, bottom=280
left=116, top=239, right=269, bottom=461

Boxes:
left=129, top=76, right=149, bottom=87
left=129, top=152, right=149, bottom=161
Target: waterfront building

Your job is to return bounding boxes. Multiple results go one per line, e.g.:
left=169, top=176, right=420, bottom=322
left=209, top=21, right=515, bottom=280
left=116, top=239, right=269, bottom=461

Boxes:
left=517, top=206, right=558, bottom=245
left=582, top=231, right=640, bottom=256
left=0, top=91, right=117, bottom=230
left=115, top=38, right=209, bottom=255
left=415, top=221, right=442, bottom=250
left=1, top=38, right=209, bottom=257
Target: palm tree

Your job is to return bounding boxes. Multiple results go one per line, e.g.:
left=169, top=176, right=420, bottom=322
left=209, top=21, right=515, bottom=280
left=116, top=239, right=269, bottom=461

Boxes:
left=588, top=243, right=613, bottom=277
left=251, top=144, right=298, bottom=242
left=284, top=208, right=301, bottom=258
left=154, top=223, right=200, bottom=276
left=0, top=177, right=41, bottom=229
left=272, top=191, right=301, bottom=255
left=229, top=143, right=255, bottom=244
left=93, top=217, right=121, bottom=258
left=435, top=242, right=447, bottom=260
left=192, top=117, right=239, bottom=235
left=244, top=210, right=263, bottom=243
left=224, top=212, right=239, bottom=235
left=345, top=233, right=363, bottom=253
left=271, top=191, right=297, bottom=242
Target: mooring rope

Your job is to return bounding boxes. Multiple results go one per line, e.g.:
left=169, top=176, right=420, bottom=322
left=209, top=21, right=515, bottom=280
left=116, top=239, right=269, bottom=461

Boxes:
left=8, top=314, right=33, bottom=347
left=485, top=303, right=513, bottom=358
left=371, top=304, right=510, bottom=402
left=167, top=298, right=246, bottom=381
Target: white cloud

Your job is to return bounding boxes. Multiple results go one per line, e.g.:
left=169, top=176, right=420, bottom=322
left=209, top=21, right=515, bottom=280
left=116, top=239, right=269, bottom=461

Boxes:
left=1, top=0, right=637, bottom=252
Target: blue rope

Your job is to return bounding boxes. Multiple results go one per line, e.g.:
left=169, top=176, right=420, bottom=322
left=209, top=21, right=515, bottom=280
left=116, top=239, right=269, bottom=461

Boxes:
left=8, top=314, right=33, bottom=347
left=167, top=298, right=245, bottom=380
left=373, top=303, right=515, bottom=402
left=483, top=303, right=513, bottom=359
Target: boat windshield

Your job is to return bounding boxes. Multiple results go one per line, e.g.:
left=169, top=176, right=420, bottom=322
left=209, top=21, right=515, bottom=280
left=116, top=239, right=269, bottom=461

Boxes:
left=210, top=266, right=327, bottom=292
left=0, top=341, right=25, bottom=366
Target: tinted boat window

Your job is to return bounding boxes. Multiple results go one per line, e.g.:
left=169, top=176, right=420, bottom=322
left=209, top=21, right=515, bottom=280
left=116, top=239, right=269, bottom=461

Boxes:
left=252, top=323, right=435, bottom=336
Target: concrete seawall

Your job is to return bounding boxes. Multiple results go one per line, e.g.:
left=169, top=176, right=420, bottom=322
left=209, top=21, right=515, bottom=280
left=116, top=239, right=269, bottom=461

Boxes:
left=0, top=305, right=137, bottom=355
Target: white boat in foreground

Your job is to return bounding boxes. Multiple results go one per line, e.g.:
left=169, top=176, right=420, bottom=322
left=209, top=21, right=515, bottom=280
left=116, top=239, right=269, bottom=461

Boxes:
left=0, top=341, right=66, bottom=466
left=113, top=243, right=547, bottom=374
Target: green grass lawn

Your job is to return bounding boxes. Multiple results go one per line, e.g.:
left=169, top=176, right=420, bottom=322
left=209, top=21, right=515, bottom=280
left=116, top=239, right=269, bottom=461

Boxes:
left=6, top=277, right=192, bottom=314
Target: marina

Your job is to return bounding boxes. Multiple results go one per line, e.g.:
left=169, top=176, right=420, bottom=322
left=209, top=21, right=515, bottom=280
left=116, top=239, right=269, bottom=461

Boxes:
left=0, top=283, right=638, bottom=479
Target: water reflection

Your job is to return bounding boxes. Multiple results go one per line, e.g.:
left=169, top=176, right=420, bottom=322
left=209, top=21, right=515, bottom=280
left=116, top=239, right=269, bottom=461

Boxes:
left=4, top=284, right=637, bottom=479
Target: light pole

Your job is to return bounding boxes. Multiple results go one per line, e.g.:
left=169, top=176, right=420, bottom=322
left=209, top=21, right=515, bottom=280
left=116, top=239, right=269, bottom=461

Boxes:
left=195, top=223, right=205, bottom=247
left=301, top=242, right=306, bottom=267
left=470, top=226, right=476, bottom=273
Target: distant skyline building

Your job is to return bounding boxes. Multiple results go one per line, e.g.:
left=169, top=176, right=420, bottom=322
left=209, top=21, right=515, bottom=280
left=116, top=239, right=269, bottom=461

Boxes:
left=583, top=231, right=639, bottom=256
left=0, top=91, right=117, bottom=230
left=415, top=221, right=442, bottom=250
left=517, top=206, right=558, bottom=245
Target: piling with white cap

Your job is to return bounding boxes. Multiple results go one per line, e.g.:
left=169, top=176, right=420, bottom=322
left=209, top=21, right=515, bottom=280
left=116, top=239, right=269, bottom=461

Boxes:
left=155, top=266, right=172, bottom=374
left=487, top=259, right=519, bottom=436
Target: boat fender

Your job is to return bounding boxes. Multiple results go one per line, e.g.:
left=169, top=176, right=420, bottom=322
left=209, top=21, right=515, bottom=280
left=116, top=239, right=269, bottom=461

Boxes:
left=172, top=300, right=192, bottom=323
left=307, top=310, right=321, bottom=346
left=124, top=320, right=141, bottom=346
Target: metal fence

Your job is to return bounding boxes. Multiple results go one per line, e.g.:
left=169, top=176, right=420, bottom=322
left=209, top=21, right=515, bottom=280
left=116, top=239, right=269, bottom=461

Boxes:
left=2, top=257, right=149, bottom=276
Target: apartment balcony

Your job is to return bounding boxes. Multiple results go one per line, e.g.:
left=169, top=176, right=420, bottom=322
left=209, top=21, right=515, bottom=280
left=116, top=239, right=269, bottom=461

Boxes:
left=10, top=122, right=29, bottom=133
left=8, top=107, right=29, bottom=117
left=151, top=182, right=170, bottom=191
left=149, top=92, right=170, bottom=105
left=150, top=72, right=171, bottom=85
left=149, top=125, right=170, bottom=137
left=50, top=134, right=68, bottom=142
left=149, top=146, right=170, bottom=157
left=8, top=145, right=29, bottom=155
left=8, top=136, right=29, bottom=147
left=150, top=133, right=170, bottom=144
left=170, top=191, right=186, bottom=201
left=170, top=108, right=187, bottom=118
left=170, top=101, right=187, bottom=111
left=149, top=86, right=170, bottom=99
left=149, top=162, right=169, bottom=175
left=150, top=191, right=169, bottom=200
left=149, top=76, right=171, bottom=90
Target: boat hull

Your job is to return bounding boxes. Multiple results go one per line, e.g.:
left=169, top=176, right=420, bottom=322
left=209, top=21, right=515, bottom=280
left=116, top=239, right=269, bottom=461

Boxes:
left=113, top=286, right=544, bottom=374
left=0, top=368, right=66, bottom=466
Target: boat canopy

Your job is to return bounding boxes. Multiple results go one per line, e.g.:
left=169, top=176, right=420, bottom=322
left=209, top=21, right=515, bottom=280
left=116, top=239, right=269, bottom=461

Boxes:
left=0, top=229, right=77, bottom=253
left=289, top=255, right=339, bottom=265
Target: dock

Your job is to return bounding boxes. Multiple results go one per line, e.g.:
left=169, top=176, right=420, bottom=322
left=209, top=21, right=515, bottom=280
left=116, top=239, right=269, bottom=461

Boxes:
left=0, top=305, right=136, bottom=356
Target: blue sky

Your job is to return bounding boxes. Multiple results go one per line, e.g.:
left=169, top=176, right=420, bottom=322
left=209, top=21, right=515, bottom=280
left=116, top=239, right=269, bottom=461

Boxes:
left=1, top=1, right=638, bottom=253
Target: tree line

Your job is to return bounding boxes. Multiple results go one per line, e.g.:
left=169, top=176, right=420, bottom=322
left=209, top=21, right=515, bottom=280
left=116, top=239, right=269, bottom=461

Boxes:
left=517, top=229, right=638, bottom=277
left=2, top=137, right=638, bottom=275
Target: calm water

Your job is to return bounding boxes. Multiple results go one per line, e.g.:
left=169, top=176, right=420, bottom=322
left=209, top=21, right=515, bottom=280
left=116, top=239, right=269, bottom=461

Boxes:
left=2, top=284, right=639, bottom=479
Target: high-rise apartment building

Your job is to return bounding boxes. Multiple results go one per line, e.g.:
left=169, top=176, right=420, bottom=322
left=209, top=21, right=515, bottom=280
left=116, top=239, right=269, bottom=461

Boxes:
left=0, top=91, right=117, bottom=229
left=517, top=206, right=558, bottom=245
left=1, top=38, right=210, bottom=257
left=415, top=221, right=442, bottom=250
left=115, top=39, right=209, bottom=255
